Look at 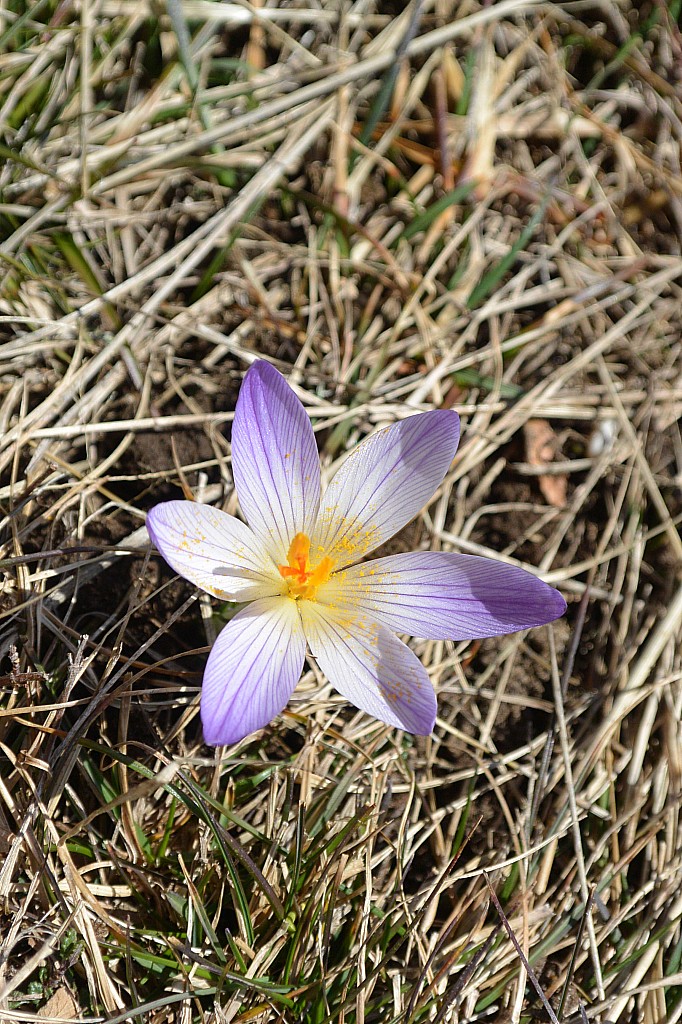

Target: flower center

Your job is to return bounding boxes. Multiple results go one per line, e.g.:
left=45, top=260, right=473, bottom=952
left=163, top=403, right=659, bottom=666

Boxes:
left=278, top=533, right=334, bottom=600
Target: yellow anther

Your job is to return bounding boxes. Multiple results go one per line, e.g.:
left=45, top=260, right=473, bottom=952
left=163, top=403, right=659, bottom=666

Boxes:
left=279, top=532, right=334, bottom=600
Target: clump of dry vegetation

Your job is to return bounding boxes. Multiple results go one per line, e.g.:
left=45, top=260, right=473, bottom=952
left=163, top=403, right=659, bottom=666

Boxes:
left=1, top=0, right=682, bottom=1020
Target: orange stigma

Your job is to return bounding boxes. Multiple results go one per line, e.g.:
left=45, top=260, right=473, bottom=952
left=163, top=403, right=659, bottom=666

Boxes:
left=279, top=533, right=334, bottom=600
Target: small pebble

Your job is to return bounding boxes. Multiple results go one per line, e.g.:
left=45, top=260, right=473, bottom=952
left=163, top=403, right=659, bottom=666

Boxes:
left=588, top=417, right=618, bottom=456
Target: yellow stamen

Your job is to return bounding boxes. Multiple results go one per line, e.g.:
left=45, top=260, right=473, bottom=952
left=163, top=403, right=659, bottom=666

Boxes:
left=279, top=532, right=334, bottom=600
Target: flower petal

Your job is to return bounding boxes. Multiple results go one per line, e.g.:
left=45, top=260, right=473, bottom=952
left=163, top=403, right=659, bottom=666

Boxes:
left=300, top=602, right=437, bottom=734
left=319, top=551, right=567, bottom=640
left=201, top=597, right=305, bottom=744
left=147, top=500, right=282, bottom=601
left=231, top=361, right=321, bottom=562
left=311, top=410, right=459, bottom=569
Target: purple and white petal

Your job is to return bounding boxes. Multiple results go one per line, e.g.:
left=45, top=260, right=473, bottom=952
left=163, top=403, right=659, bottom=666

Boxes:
left=231, top=361, right=321, bottom=563
left=311, top=411, right=459, bottom=570
left=147, top=500, right=283, bottom=602
left=319, top=551, right=567, bottom=640
left=300, top=601, right=437, bottom=734
left=201, top=596, right=306, bottom=744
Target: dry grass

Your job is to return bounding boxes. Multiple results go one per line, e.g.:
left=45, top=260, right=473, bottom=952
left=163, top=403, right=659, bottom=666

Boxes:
left=1, top=0, right=682, bottom=1021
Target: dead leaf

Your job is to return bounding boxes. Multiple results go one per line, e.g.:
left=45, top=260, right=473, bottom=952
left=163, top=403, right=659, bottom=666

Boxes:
left=38, top=987, right=79, bottom=1020
left=523, top=418, right=568, bottom=509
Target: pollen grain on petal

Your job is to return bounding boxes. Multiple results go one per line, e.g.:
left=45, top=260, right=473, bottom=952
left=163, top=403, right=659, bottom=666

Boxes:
left=315, top=508, right=380, bottom=567
left=315, top=564, right=387, bottom=615
left=381, top=677, right=412, bottom=705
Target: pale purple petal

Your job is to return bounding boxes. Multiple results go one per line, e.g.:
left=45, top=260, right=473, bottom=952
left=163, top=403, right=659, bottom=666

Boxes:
left=300, top=602, right=437, bottom=734
left=231, top=361, right=321, bottom=563
left=201, top=596, right=305, bottom=744
left=311, top=411, right=459, bottom=570
left=147, top=500, right=282, bottom=601
left=319, top=551, right=567, bottom=640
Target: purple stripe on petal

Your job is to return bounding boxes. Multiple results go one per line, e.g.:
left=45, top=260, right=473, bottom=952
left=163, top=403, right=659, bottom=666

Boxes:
left=231, top=361, right=321, bottom=563
left=311, top=410, right=459, bottom=569
left=147, top=500, right=283, bottom=601
left=201, top=596, right=305, bottom=744
left=300, top=602, right=437, bottom=734
left=320, top=551, right=567, bottom=640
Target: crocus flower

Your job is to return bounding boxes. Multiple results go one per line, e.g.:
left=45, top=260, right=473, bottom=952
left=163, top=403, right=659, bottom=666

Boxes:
left=147, top=361, right=566, bottom=745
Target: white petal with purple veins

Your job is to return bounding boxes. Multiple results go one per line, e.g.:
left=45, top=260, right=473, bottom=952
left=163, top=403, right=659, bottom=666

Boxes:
left=231, top=361, right=321, bottom=563
left=319, top=551, right=567, bottom=640
left=310, top=411, right=459, bottom=569
left=147, top=500, right=283, bottom=601
left=300, top=601, right=437, bottom=734
left=201, top=597, right=305, bottom=744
